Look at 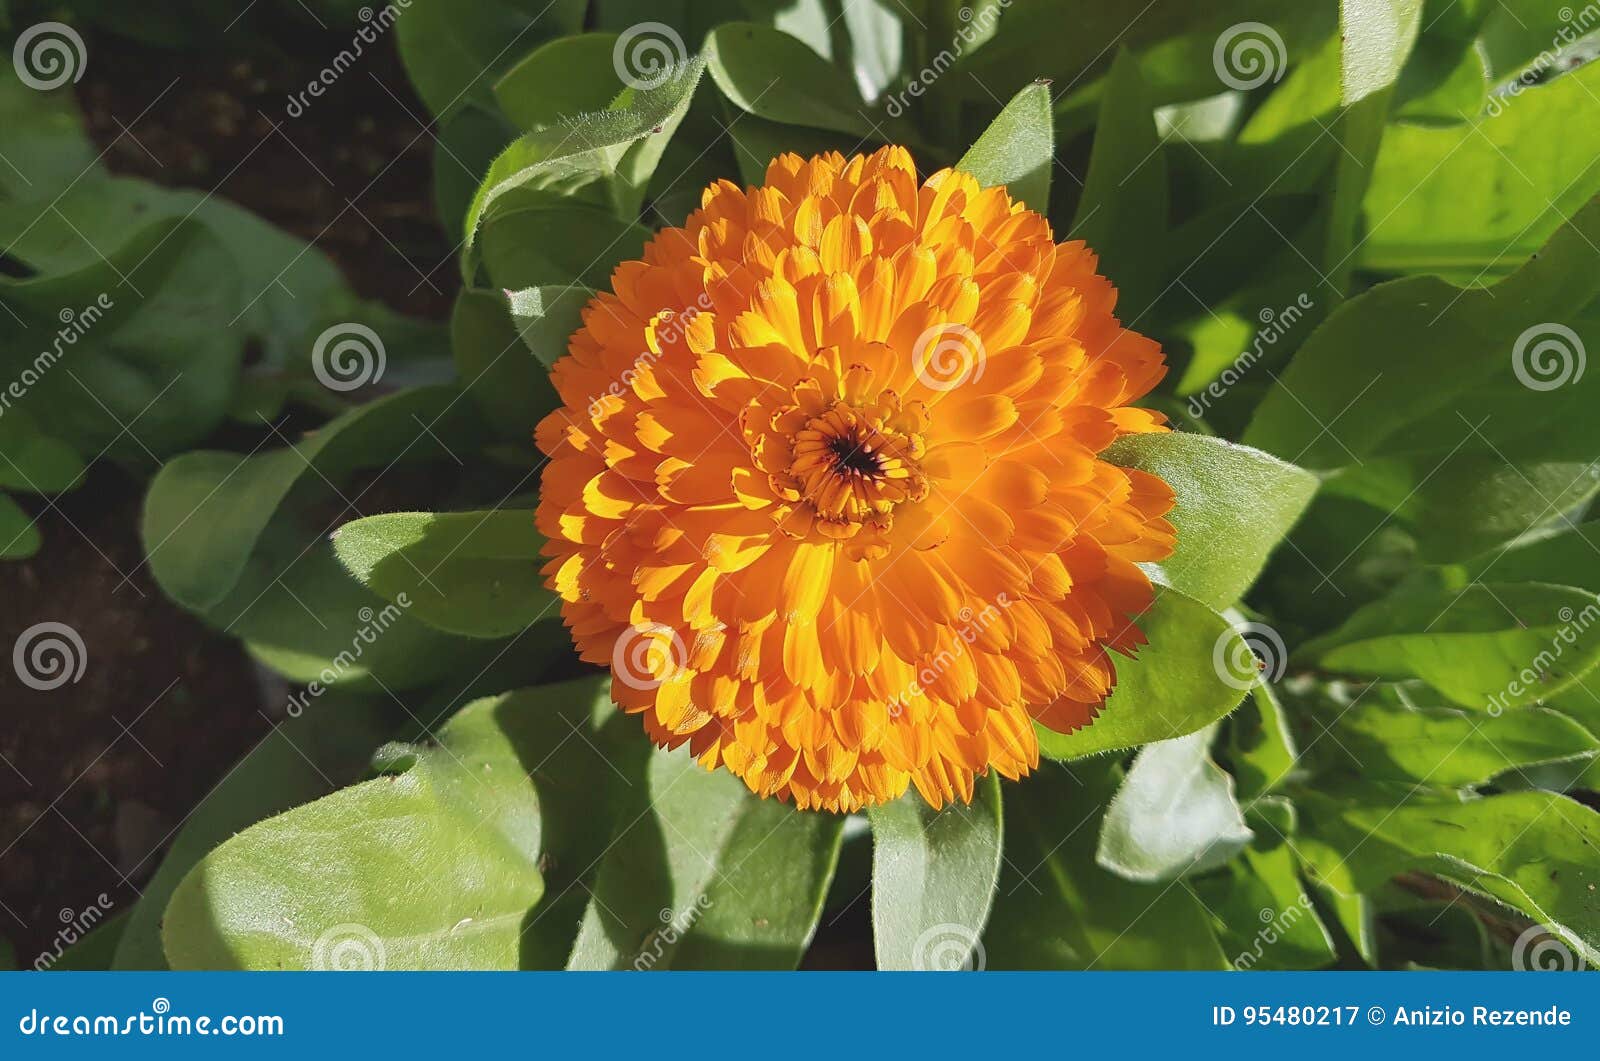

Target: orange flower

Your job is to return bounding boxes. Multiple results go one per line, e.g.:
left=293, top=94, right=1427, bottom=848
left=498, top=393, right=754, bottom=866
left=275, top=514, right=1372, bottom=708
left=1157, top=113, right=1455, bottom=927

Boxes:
left=535, top=147, right=1175, bottom=813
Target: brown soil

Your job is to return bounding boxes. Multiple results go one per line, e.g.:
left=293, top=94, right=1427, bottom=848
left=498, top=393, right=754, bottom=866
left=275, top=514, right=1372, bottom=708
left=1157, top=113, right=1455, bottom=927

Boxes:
left=1, top=25, right=455, bottom=962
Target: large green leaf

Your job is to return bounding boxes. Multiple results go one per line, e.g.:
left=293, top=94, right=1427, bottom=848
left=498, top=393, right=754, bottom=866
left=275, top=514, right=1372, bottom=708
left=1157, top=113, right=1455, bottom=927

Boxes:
left=1096, top=724, right=1254, bottom=883
left=1466, top=521, right=1600, bottom=595
left=143, top=387, right=480, bottom=614
left=955, top=80, right=1052, bottom=213
left=1193, top=826, right=1336, bottom=970
left=1321, top=698, right=1600, bottom=787
left=1038, top=589, right=1250, bottom=761
left=0, top=408, right=84, bottom=494
left=113, top=700, right=400, bottom=969
left=1299, top=580, right=1600, bottom=711
left=1297, top=783, right=1600, bottom=963
left=1361, top=63, right=1600, bottom=276
left=567, top=745, right=845, bottom=970
left=1106, top=432, right=1318, bottom=611
left=984, top=764, right=1230, bottom=970
left=333, top=510, right=557, bottom=640
left=163, top=679, right=616, bottom=970
left=507, top=284, right=594, bottom=369
left=1229, top=683, right=1301, bottom=800
left=1246, top=198, right=1600, bottom=560
left=704, top=22, right=876, bottom=137
left=868, top=774, right=1002, bottom=971
left=451, top=286, right=559, bottom=441
left=395, top=0, right=586, bottom=119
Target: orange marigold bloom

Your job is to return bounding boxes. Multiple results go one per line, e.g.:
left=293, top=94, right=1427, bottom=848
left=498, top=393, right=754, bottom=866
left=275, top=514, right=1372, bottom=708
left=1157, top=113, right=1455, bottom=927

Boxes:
left=535, top=147, right=1176, bottom=813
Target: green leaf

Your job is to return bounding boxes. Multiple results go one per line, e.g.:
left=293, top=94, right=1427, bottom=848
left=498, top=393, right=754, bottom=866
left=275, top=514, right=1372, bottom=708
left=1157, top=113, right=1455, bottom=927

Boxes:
left=984, top=764, right=1230, bottom=970
left=1106, top=432, right=1318, bottom=611
left=1245, top=198, right=1600, bottom=560
left=1038, top=589, right=1249, bottom=761
left=113, top=700, right=399, bottom=969
left=1194, top=833, right=1336, bottom=970
left=1466, top=521, right=1600, bottom=595
left=1097, top=724, right=1254, bottom=883
left=507, top=284, right=594, bottom=369
left=163, top=679, right=616, bottom=970
left=463, top=57, right=706, bottom=275
left=868, top=774, right=1002, bottom=971
left=955, top=80, right=1052, bottom=212
left=333, top=511, right=557, bottom=640
left=0, top=63, right=98, bottom=198
left=493, top=34, right=629, bottom=130
left=0, top=493, right=40, bottom=559
left=1070, top=48, right=1167, bottom=320
left=451, top=286, right=559, bottom=441
left=1322, top=698, right=1600, bottom=787
left=0, top=409, right=83, bottom=494
left=1297, top=784, right=1600, bottom=963
left=1362, top=63, right=1600, bottom=276
left=1299, top=580, right=1600, bottom=711
left=705, top=22, right=875, bottom=137
left=1229, top=683, right=1301, bottom=800
left=143, top=387, right=480, bottom=614
left=42, top=912, right=130, bottom=972
left=567, top=745, right=845, bottom=970
left=395, top=0, right=586, bottom=119
left=1340, top=0, right=1423, bottom=105
left=0, top=216, right=244, bottom=460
